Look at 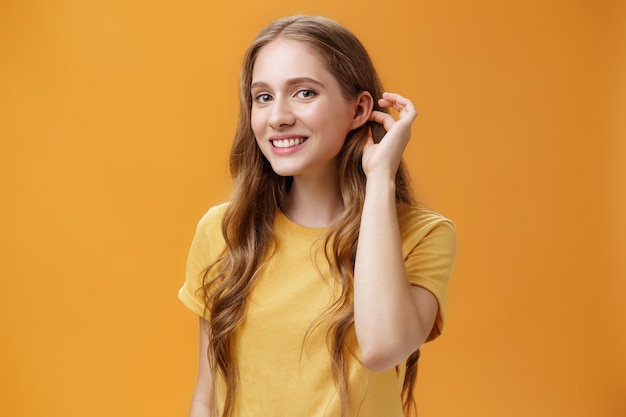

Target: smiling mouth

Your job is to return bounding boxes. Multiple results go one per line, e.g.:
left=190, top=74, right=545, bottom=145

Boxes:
left=271, top=138, right=307, bottom=148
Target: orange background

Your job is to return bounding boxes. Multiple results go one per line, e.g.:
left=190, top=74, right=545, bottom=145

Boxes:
left=1, top=0, right=624, bottom=416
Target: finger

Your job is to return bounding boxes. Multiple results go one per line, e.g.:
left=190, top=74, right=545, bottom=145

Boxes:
left=379, top=96, right=415, bottom=113
left=368, top=110, right=396, bottom=132
left=381, top=91, right=410, bottom=105
left=379, top=92, right=417, bottom=118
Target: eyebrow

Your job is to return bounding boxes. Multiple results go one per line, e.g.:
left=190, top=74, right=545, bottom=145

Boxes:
left=250, top=77, right=325, bottom=90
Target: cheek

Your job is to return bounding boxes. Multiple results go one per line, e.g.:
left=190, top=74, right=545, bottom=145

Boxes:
left=321, top=109, right=354, bottom=142
left=313, top=102, right=352, bottom=130
left=250, top=109, right=265, bottom=137
left=250, top=111, right=270, bottom=158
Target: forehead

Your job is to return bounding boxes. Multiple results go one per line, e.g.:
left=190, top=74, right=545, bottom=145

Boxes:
left=252, top=38, right=330, bottom=81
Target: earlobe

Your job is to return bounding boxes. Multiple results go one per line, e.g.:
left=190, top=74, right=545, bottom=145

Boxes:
left=351, top=92, right=374, bottom=129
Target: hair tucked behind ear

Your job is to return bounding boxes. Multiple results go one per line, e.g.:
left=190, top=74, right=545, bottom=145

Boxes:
left=201, top=15, right=420, bottom=417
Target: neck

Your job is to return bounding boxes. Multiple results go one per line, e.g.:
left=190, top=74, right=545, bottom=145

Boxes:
left=283, top=173, right=343, bottom=228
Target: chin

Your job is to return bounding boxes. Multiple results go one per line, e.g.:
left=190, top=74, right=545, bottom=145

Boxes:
left=269, top=166, right=299, bottom=177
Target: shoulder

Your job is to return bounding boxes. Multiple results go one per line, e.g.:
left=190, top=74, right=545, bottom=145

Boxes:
left=397, top=202, right=456, bottom=242
left=396, top=202, right=456, bottom=261
left=196, top=202, right=230, bottom=232
left=190, top=202, right=231, bottom=252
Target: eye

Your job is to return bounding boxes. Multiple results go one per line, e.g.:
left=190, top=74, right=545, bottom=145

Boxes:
left=253, top=93, right=273, bottom=103
left=295, top=89, right=317, bottom=99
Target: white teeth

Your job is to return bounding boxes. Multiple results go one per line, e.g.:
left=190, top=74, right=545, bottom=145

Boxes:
left=272, top=138, right=305, bottom=148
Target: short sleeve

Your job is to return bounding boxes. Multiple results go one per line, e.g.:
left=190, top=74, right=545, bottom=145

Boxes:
left=178, top=204, right=228, bottom=319
left=399, top=207, right=457, bottom=342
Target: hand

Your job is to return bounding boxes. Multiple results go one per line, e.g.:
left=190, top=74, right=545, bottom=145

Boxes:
left=362, top=92, right=418, bottom=179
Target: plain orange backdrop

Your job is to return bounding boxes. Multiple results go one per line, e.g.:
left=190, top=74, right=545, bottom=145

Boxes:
left=1, top=0, right=624, bottom=416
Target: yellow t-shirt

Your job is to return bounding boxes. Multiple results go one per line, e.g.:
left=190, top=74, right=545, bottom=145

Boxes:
left=178, top=202, right=456, bottom=417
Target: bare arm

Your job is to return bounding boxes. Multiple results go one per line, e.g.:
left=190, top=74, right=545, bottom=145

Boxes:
left=188, top=318, right=215, bottom=417
left=354, top=92, right=438, bottom=371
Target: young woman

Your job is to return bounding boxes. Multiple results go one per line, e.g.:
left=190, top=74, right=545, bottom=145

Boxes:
left=178, top=15, right=456, bottom=417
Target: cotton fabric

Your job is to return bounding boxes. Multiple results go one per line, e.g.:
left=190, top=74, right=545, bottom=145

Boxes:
left=179, top=202, right=456, bottom=417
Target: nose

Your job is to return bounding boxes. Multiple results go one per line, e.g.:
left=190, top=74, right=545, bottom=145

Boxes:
left=268, top=97, right=295, bottom=129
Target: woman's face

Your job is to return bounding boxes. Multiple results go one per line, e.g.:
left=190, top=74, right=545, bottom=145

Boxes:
left=250, top=38, right=361, bottom=179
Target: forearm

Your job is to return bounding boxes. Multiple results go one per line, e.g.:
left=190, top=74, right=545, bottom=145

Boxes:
left=189, top=318, right=216, bottom=417
left=353, top=175, right=428, bottom=371
left=189, top=400, right=212, bottom=417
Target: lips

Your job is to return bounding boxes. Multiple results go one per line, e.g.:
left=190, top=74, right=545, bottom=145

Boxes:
left=271, top=137, right=307, bottom=148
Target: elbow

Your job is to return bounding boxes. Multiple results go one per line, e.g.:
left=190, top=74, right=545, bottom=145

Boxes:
left=359, top=341, right=416, bottom=372
left=358, top=328, right=429, bottom=371
left=360, top=349, right=395, bottom=372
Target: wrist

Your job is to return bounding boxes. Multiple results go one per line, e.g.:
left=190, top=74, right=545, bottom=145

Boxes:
left=365, top=173, right=396, bottom=195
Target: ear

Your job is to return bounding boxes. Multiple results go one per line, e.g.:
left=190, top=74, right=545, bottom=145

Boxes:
left=349, top=91, right=374, bottom=130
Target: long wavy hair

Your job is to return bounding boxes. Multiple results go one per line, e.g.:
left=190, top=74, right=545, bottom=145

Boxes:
left=201, top=15, right=420, bottom=417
